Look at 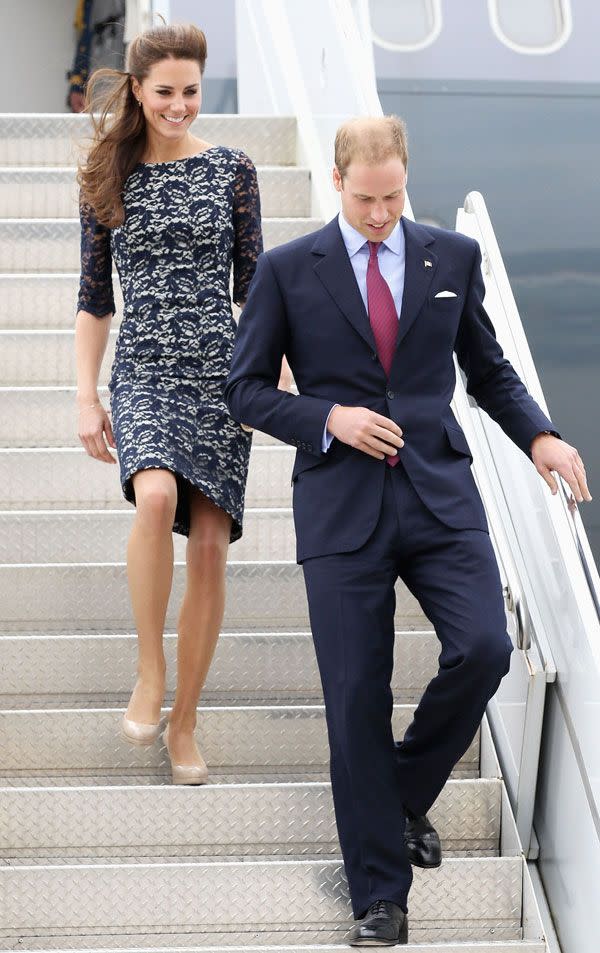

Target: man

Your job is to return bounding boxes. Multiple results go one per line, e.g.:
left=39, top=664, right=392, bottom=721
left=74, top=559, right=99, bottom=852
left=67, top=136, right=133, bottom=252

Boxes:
left=225, top=116, right=591, bottom=945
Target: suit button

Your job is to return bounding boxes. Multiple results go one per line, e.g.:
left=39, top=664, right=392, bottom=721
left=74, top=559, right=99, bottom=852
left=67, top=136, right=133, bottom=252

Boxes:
left=387, top=390, right=395, bottom=400
left=371, top=352, right=378, bottom=361
left=307, top=444, right=313, bottom=451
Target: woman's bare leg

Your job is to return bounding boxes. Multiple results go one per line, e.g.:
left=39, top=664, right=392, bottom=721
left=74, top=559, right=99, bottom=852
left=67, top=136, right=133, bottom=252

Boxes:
left=124, top=468, right=177, bottom=725
left=166, top=488, right=231, bottom=765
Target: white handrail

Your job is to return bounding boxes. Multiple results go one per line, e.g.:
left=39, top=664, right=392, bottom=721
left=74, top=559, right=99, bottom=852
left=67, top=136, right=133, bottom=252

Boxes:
left=451, top=359, right=546, bottom=660
left=462, top=191, right=600, bottom=647
left=456, top=191, right=600, bottom=839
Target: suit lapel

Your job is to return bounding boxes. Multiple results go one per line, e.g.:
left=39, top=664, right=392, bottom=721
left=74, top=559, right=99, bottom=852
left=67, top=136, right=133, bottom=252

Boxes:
left=311, top=218, right=377, bottom=353
left=395, top=217, right=438, bottom=350
left=310, top=216, right=438, bottom=358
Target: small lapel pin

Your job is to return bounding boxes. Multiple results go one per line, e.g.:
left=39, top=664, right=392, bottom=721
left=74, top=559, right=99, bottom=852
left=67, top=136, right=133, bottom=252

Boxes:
left=424, top=259, right=433, bottom=268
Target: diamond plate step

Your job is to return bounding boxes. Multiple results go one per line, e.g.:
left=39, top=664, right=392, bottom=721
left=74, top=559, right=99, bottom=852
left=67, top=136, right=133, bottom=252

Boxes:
left=0, top=857, right=524, bottom=943
left=0, top=275, right=141, bottom=329
left=0, top=115, right=299, bottom=167
left=0, top=218, right=323, bottom=273
left=0, top=329, right=116, bottom=386
left=0, top=630, right=437, bottom=705
left=1, top=273, right=124, bottom=329
left=0, top=445, right=297, bottom=509
left=0, top=945, right=548, bottom=953
left=0, top=704, right=478, bottom=779
left=0, top=561, right=425, bottom=633
left=0, top=561, right=427, bottom=633
left=0, top=166, right=311, bottom=219
left=0, top=386, right=281, bottom=447
left=0, top=778, right=500, bottom=859
left=0, top=509, right=296, bottom=563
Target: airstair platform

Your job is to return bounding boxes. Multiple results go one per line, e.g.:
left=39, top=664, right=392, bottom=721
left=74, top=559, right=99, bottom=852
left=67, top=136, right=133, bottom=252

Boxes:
left=0, top=113, right=548, bottom=952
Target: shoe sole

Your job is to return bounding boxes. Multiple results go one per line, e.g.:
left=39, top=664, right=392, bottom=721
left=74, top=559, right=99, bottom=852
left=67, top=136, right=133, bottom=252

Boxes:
left=171, top=772, right=210, bottom=785
left=348, top=940, right=405, bottom=947
left=348, top=921, right=408, bottom=946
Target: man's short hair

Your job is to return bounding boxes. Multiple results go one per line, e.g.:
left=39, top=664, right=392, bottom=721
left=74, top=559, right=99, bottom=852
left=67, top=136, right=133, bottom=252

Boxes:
left=334, top=115, right=408, bottom=179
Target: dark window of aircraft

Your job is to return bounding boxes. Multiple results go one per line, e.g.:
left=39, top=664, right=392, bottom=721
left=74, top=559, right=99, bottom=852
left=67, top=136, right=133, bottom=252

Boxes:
left=370, top=0, right=442, bottom=52
left=489, top=0, right=572, bottom=53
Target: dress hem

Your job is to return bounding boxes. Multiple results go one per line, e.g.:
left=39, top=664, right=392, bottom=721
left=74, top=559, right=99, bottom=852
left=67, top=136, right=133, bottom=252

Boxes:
left=121, top=462, right=243, bottom=544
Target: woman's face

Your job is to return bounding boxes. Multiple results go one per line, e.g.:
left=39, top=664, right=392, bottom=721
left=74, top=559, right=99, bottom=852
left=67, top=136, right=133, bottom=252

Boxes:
left=132, top=57, right=202, bottom=142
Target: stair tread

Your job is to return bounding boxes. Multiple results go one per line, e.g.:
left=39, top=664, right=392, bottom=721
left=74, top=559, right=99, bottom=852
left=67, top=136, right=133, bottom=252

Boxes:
left=0, top=856, right=525, bottom=943
left=0, top=944, right=547, bottom=953
left=0, top=942, right=544, bottom=952
left=0, top=776, right=501, bottom=860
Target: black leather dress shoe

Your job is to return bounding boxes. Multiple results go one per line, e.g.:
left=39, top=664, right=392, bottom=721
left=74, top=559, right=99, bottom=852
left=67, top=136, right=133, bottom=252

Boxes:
left=347, top=899, right=408, bottom=946
left=404, top=807, right=442, bottom=868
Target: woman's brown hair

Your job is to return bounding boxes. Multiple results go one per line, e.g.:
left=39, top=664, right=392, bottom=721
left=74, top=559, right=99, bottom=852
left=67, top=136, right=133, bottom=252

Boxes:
left=77, top=21, right=207, bottom=228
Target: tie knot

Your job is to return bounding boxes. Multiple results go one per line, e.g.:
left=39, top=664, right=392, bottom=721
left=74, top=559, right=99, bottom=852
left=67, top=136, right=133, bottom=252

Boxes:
left=368, top=240, right=381, bottom=261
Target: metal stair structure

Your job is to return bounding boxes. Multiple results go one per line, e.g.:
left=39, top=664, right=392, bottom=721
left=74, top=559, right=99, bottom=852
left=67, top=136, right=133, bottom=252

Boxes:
left=0, top=114, right=548, bottom=951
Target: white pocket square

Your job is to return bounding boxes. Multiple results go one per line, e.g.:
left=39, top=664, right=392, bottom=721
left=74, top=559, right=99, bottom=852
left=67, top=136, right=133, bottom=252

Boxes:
left=434, top=290, right=458, bottom=299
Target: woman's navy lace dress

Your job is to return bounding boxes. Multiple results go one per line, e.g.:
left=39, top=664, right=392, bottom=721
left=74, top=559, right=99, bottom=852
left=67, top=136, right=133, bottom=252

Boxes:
left=77, top=146, right=263, bottom=542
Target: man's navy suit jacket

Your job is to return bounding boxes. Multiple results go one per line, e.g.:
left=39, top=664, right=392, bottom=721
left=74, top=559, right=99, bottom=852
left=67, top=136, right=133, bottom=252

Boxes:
left=225, top=215, right=556, bottom=563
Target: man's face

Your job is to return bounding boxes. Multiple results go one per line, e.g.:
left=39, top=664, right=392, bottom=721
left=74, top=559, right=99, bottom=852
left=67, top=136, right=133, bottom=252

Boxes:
left=333, top=157, right=407, bottom=242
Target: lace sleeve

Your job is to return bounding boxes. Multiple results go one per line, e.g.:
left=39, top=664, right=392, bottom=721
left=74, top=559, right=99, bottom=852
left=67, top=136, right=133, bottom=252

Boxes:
left=232, top=151, right=263, bottom=306
left=76, top=196, right=116, bottom=318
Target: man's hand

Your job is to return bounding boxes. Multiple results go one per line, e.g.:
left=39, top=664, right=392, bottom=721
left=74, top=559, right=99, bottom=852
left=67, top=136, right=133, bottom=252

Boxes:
left=328, top=406, right=404, bottom=460
left=68, top=90, right=86, bottom=113
left=531, top=433, right=592, bottom=503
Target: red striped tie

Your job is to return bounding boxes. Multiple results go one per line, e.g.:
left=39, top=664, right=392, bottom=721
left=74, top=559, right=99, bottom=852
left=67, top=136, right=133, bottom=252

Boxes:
left=367, top=241, right=400, bottom=466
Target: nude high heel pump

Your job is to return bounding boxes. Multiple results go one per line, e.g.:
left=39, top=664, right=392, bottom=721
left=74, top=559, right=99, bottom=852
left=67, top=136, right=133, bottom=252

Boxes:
left=163, top=723, right=209, bottom=785
left=121, top=714, right=162, bottom=746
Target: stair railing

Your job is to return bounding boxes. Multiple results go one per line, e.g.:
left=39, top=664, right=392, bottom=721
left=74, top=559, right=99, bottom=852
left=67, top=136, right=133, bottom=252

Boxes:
left=455, top=190, right=600, bottom=853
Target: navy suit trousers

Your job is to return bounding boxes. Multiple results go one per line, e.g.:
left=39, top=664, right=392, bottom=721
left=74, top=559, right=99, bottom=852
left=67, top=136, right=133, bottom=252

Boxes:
left=301, top=462, right=513, bottom=919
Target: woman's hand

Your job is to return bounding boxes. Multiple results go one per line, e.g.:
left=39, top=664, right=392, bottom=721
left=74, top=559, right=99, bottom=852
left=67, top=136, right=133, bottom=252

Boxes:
left=77, top=401, right=117, bottom=464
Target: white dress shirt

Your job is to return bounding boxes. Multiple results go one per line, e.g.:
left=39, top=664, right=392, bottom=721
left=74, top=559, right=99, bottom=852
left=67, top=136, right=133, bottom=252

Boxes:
left=321, top=213, right=406, bottom=451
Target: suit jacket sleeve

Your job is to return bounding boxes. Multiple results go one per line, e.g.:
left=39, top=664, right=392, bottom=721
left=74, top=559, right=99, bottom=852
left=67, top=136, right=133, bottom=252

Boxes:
left=225, top=251, right=335, bottom=455
left=454, top=243, right=559, bottom=456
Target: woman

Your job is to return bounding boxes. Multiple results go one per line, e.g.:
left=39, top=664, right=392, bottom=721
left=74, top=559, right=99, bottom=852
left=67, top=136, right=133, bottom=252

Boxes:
left=75, top=21, right=263, bottom=784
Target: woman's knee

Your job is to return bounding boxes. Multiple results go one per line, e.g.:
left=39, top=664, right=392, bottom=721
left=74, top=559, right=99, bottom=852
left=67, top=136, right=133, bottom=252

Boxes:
left=133, top=470, right=178, bottom=529
left=186, top=531, right=229, bottom=575
left=187, top=492, right=231, bottom=574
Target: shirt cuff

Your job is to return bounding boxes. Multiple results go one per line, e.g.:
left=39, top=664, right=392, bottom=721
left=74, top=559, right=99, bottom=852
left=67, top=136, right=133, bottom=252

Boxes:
left=321, top=404, right=339, bottom=453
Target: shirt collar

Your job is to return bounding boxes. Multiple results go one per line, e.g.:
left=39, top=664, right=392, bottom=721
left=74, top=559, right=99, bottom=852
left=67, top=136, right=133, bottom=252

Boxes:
left=338, top=211, right=404, bottom=258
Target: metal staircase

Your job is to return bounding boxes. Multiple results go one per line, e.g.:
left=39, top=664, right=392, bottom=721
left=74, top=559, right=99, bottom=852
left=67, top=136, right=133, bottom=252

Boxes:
left=0, top=113, right=548, bottom=951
